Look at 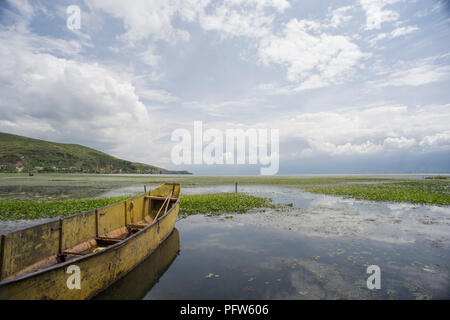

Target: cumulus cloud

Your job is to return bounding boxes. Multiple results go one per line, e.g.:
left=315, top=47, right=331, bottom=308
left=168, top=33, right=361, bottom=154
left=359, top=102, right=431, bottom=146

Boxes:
left=196, top=0, right=292, bottom=39
left=419, top=133, right=450, bottom=149
left=1, top=0, right=449, bottom=172
left=87, top=0, right=291, bottom=43
left=0, top=28, right=174, bottom=166
left=176, top=103, right=450, bottom=160
left=360, top=0, right=402, bottom=30
left=266, top=104, right=450, bottom=158
left=86, top=0, right=210, bottom=44
left=327, top=6, right=354, bottom=28
left=198, top=4, right=274, bottom=38
left=258, top=18, right=369, bottom=87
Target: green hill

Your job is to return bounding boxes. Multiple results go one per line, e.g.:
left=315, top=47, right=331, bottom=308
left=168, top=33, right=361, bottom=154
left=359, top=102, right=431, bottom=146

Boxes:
left=0, top=132, right=190, bottom=174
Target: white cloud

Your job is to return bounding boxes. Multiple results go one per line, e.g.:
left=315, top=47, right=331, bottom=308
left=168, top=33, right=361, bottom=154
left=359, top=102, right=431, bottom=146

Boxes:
left=328, top=6, right=353, bottom=28
left=258, top=18, right=369, bottom=87
left=0, top=28, right=176, bottom=166
left=2, top=0, right=449, bottom=171
left=419, top=132, right=450, bottom=149
left=182, top=97, right=264, bottom=117
left=4, top=0, right=35, bottom=29
left=190, top=104, right=450, bottom=159
left=6, top=31, right=83, bottom=60
left=87, top=0, right=210, bottom=44
left=137, top=89, right=180, bottom=103
left=84, top=1, right=368, bottom=92
left=360, top=0, right=401, bottom=30
left=372, top=64, right=450, bottom=87
left=199, top=8, right=272, bottom=38
left=294, top=74, right=330, bottom=91
left=390, top=25, right=419, bottom=37
left=255, top=83, right=295, bottom=95
left=226, top=0, right=291, bottom=12
left=383, top=136, right=416, bottom=149
left=87, top=0, right=291, bottom=43
left=264, top=104, right=450, bottom=158
left=367, top=25, right=418, bottom=46
left=198, top=1, right=278, bottom=38
left=137, top=46, right=161, bottom=67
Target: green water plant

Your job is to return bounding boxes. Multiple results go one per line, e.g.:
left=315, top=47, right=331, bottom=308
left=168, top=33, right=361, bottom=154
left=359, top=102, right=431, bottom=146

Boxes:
left=179, top=193, right=281, bottom=216
left=303, top=181, right=450, bottom=205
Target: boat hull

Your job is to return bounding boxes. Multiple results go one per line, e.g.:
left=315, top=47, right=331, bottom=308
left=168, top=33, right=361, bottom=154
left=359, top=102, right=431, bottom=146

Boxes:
left=95, top=228, right=180, bottom=300
left=0, top=184, right=180, bottom=300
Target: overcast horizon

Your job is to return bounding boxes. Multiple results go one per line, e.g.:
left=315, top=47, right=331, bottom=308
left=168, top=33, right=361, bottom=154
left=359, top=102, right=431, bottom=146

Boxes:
left=1, top=0, right=450, bottom=175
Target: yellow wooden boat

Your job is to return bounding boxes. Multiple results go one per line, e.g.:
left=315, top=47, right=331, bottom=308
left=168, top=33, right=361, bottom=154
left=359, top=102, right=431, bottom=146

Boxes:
left=0, top=183, right=180, bottom=299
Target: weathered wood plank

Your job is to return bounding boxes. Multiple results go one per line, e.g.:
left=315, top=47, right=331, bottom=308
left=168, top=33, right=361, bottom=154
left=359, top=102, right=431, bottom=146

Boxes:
left=126, top=195, right=145, bottom=224
left=97, top=202, right=126, bottom=237
left=62, top=210, right=96, bottom=251
left=2, top=221, right=60, bottom=279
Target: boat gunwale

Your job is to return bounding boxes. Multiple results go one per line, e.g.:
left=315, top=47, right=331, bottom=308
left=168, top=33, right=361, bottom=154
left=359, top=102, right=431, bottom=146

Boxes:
left=0, top=186, right=159, bottom=236
left=0, top=184, right=180, bottom=287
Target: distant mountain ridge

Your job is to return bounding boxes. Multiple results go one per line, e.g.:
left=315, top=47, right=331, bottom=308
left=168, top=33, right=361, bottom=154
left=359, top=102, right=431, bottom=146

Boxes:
left=0, top=132, right=190, bottom=174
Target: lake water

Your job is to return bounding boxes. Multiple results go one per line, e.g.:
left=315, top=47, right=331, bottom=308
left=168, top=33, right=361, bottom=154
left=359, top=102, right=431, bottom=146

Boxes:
left=100, top=184, right=450, bottom=299
left=0, top=182, right=449, bottom=299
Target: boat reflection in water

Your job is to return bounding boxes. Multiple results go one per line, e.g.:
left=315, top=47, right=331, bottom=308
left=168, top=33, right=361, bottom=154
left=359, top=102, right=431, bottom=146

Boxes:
left=95, top=228, right=180, bottom=300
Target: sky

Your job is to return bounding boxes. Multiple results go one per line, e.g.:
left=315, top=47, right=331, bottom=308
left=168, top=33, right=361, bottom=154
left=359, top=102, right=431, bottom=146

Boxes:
left=0, top=0, right=449, bottom=174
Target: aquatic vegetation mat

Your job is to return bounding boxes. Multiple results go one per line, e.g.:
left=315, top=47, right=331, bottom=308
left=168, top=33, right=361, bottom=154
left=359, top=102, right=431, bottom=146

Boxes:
left=0, top=193, right=280, bottom=221
left=303, top=181, right=450, bottom=205
left=180, top=193, right=281, bottom=216
left=0, top=196, right=131, bottom=220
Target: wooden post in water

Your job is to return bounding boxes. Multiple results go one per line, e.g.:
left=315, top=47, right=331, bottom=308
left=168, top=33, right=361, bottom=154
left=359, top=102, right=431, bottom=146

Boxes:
left=144, top=185, right=147, bottom=193
left=235, top=182, right=238, bottom=193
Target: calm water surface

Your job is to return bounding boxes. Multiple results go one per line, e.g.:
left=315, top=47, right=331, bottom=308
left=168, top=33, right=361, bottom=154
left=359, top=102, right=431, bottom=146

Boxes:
left=96, top=213, right=449, bottom=300
left=100, top=185, right=450, bottom=300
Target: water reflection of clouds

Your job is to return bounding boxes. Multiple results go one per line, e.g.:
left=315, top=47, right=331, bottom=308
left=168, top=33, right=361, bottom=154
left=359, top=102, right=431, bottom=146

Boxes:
left=257, top=257, right=372, bottom=299
left=178, top=217, right=265, bottom=254
left=225, top=186, right=450, bottom=247
left=154, top=214, right=449, bottom=299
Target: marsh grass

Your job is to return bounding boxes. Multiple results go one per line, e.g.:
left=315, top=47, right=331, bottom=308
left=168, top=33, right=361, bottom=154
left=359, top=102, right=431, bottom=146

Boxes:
left=0, top=193, right=280, bottom=221
left=303, top=181, right=450, bottom=205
